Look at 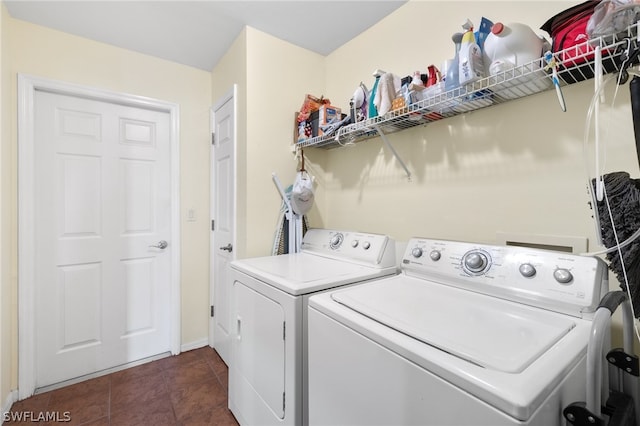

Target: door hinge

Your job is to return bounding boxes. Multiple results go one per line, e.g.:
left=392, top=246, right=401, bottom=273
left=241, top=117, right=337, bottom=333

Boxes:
left=283, top=322, right=286, bottom=340
left=211, top=133, right=215, bottom=145
left=211, top=305, right=214, bottom=317
left=211, top=219, right=215, bottom=231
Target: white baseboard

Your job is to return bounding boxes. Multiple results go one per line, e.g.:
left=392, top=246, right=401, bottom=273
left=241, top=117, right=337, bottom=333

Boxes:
left=181, top=338, right=209, bottom=352
left=2, top=389, right=18, bottom=425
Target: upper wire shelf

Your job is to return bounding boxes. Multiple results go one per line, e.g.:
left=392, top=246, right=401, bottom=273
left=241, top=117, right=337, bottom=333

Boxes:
left=297, top=22, right=640, bottom=150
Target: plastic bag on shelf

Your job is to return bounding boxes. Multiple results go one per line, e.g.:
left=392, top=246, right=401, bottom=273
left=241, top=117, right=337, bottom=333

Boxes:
left=587, top=0, right=640, bottom=37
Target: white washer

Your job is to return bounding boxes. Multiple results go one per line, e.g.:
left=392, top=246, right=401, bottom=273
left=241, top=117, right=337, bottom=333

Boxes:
left=228, top=228, right=397, bottom=426
left=308, top=237, right=609, bottom=425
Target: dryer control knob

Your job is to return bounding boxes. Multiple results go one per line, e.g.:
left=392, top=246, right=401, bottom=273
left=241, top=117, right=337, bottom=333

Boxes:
left=554, top=268, right=573, bottom=284
left=411, top=247, right=423, bottom=258
left=464, top=252, right=488, bottom=272
left=362, top=241, right=371, bottom=250
left=351, top=240, right=359, bottom=248
left=429, top=250, right=441, bottom=261
left=519, top=263, right=536, bottom=278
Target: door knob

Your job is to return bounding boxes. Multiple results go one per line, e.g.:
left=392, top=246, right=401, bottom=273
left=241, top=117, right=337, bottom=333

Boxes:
left=149, top=240, right=168, bottom=249
left=220, top=243, right=233, bottom=252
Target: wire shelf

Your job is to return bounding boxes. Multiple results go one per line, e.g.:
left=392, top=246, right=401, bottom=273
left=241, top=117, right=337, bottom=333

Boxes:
left=297, top=22, right=640, bottom=150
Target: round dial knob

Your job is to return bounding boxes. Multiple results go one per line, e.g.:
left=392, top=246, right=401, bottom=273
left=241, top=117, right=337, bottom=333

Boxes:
left=329, top=233, right=344, bottom=249
left=519, top=263, right=536, bottom=278
left=463, top=251, right=489, bottom=274
left=362, top=241, right=371, bottom=250
left=351, top=240, right=359, bottom=248
left=554, top=268, right=573, bottom=284
left=429, top=250, right=441, bottom=261
left=411, top=247, right=423, bottom=258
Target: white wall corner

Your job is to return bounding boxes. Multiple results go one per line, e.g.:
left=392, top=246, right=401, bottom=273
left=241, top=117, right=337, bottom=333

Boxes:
left=181, top=338, right=209, bottom=353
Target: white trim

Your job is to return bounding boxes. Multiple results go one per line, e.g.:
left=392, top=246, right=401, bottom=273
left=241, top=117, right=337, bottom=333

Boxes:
left=17, top=74, right=181, bottom=399
left=2, top=389, right=18, bottom=423
left=208, top=108, right=214, bottom=346
left=33, top=352, right=170, bottom=396
left=181, top=338, right=209, bottom=353
left=209, top=85, right=238, bottom=348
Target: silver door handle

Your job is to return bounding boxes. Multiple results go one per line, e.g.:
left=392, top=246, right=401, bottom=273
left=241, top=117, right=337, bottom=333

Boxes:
left=149, top=240, right=168, bottom=249
left=220, top=243, right=233, bottom=252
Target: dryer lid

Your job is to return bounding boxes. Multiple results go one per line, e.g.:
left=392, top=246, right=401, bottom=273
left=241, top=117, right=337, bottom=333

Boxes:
left=332, top=277, right=576, bottom=373
left=231, top=253, right=396, bottom=295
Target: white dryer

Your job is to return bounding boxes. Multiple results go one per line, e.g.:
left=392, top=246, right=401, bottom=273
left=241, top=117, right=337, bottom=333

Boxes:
left=308, top=237, right=609, bottom=425
left=228, top=228, right=397, bottom=426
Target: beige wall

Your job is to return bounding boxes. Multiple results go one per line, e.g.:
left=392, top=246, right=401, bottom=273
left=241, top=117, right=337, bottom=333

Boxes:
left=313, top=1, right=639, bottom=247
left=244, top=27, right=326, bottom=257
left=2, top=15, right=213, bottom=400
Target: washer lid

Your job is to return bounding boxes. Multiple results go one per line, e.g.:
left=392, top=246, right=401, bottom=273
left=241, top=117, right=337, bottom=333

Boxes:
left=231, top=253, right=395, bottom=295
left=332, top=278, right=576, bottom=373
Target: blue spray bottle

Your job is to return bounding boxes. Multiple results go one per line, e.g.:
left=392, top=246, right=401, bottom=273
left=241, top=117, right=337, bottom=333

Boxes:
left=368, top=69, right=384, bottom=118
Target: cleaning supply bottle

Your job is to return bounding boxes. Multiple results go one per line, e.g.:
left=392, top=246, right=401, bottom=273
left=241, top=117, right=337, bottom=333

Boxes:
left=411, top=71, right=424, bottom=88
left=458, top=19, right=484, bottom=85
left=444, top=32, right=463, bottom=92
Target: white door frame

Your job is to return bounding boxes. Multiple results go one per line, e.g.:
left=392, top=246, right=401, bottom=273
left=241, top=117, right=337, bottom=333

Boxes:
left=17, top=74, right=181, bottom=399
left=209, top=85, right=237, bottom=348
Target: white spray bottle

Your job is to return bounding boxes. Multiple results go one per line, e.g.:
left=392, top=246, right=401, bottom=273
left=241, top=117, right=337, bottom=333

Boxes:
left=458, top=19, right=484, bottom=85
left=444, top=32, right=464, bottom=92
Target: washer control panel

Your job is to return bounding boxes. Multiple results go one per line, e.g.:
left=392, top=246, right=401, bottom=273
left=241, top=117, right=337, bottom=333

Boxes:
left=402, top=238, right=607, bottom=317
left=301, top=229, right=395, bottom=267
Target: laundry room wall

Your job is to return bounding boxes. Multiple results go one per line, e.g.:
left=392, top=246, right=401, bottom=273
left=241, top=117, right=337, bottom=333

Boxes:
left=213, top=26, right=326, bottom=259
left=1, top=0, right=13, bottom=412
left=311, top=0, right=640, bottom=351
left=4, top=15, right=213, bottom=386
left=312, top=1, right=640, bottom=250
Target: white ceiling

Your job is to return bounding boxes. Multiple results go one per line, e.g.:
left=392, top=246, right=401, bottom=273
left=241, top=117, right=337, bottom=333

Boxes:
left=3, top=0, right=407, bottom=71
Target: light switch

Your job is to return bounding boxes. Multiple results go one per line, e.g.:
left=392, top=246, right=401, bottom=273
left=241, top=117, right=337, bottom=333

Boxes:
left=187, top=209, right=197, bottom=222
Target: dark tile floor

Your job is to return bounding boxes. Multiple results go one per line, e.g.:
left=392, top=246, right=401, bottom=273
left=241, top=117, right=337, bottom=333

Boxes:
left=4, top=347, right=239, bottom=425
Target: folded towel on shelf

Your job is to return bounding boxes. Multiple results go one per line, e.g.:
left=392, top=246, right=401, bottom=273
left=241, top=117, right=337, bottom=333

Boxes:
left=374, top=73, right=402, bottom=116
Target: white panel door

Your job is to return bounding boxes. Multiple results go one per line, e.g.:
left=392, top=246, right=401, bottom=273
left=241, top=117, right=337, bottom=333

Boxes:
left=34, top=90, right=172, bottom=388
left=211, top=92, right=235, bottom=365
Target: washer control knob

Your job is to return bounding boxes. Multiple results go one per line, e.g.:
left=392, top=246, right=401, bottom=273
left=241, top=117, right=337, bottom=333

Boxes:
left=519, top=263, right=536, bottom=278
left=464, top=252, right=488, bottom=272
left=554, top=268, right=573, bottom=284
left=362, top=241, right=371, bottom=250
left=429, top=250, right=441, bottom=261
left=329, top=233, right=344, bottom=250
left=411, top=247, right=423, bottom=258
left=351, top=240, right=359, bottom=248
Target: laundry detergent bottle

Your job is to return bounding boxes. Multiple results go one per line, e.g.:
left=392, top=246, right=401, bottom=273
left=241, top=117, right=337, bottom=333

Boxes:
left=458, top=19, right=484, bottom=85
